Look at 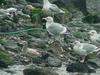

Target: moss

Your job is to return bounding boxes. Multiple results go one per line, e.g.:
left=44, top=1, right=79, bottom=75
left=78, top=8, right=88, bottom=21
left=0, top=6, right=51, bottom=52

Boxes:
left=30, top=8, right=43, bottom=24
left=73, top=31, right=83, bottom=38
left=63, top=8, right=71, bottom=17
left=82, top=14, right=100, bottom=23
left=0, top=50, right=14, bottom=65
left=32, top=8, right=42, bottom=16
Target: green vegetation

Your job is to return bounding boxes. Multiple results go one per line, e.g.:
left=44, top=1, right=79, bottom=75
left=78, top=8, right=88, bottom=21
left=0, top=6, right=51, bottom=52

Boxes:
left=0, top=50, right=14, bottom=65
left=0, top=0, right=6, bottom=5
left=31, top=8, right=43, bottom=24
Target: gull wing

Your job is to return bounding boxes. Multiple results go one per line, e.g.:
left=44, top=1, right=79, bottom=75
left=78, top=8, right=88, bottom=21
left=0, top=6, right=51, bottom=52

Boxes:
left=82, top=43, right=97, bottom=53
left=96, top=34, right=100, bottom=43
left=47, top=23, right=65, bottom=35
left=49, top=4, right=61, bottom=13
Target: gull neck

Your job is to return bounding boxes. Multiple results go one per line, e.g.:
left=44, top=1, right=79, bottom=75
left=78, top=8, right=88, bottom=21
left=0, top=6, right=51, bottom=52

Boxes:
left=46, top=21, right=53, bottom=28
left=43, top=0, right=50, bottom=5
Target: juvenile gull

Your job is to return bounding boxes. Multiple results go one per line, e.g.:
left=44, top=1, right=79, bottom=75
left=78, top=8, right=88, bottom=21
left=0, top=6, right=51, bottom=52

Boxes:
left=73, top=41, right=100, bottom=62
left=0, top=8, right=17, bottom=18
left=42, top=0, right=65, bottom=16
left=89, top=30, right=100, bottom=46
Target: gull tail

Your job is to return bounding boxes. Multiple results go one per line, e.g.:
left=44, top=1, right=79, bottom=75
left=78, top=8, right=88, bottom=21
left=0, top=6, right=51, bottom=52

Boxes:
left=95, top=48, right=100, bottom=55
left=95, top=48, right=100, bottom=52
left=89, top=48, right=100, bottom=54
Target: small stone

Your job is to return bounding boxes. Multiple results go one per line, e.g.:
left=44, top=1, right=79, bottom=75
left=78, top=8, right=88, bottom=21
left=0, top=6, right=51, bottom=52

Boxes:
left=47, top=57, right=62, bottom=67
left=23, top=68, right=59, bottom=75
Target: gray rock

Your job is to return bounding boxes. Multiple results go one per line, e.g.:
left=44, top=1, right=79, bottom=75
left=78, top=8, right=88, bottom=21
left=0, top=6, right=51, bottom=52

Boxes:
left=86, top=0, right=100, bottom=15
left=1, top=39, right=19, bottom=52
left=28, top=37, right=48, bottom=49
left=16, top=0, right=27, bottom=5
left=23, top=67, right=59, bottom=75
left=47, top=57, right=62, bottom=67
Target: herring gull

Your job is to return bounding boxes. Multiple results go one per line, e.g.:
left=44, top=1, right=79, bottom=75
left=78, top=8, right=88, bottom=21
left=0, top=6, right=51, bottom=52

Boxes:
left=42, top=0, right=65, bottom=16
left=73, top=41, right=100, bottom=62
left=43, top=16, right=67, bottom=36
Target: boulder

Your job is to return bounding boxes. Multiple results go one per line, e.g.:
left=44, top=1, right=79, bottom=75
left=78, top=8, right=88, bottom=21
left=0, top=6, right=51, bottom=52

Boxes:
left=66, top=62, right=96, bottom=73
left=86, top=0, right=100, bottom=15
left=23, top=68, right=59, bottom=75
left=1, top=39, right=20, bottom=53
left=47, top=57, right=62, bottom=67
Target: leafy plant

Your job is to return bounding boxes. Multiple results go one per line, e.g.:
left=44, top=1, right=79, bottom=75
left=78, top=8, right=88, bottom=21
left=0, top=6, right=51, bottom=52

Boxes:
left=0, top=50, right=14, bottom=64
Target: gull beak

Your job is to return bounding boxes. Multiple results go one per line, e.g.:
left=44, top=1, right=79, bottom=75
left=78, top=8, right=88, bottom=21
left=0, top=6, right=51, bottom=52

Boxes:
left=42, top=18, right=47, bottom=20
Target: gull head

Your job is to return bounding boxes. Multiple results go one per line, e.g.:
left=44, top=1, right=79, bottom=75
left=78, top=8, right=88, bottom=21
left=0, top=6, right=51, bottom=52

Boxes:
left=25, top=5, right=34, bottom=11
left=43, top=16, right=53, bottom=22
left=43, top=0, right=49, bottom=3
left=88, top=30, right=97, bottom=36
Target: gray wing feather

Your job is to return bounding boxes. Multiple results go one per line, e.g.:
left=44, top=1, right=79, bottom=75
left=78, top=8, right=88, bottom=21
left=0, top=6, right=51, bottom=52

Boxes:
left=82, top=43, right=97, bottom=53
left=49, top=4, right=60, bottom=13
left=96, top=35, right=100, bottom=43
left=47, top=23, right=64, bottom=35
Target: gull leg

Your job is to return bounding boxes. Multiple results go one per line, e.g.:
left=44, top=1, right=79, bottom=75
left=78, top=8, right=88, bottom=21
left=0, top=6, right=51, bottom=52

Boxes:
left=58, top=35, right=65, bottom=52
left=80, top=56, right=86, bottom=63
left=60, top=46, right=65, bottom=52
left=30, top=57, right=33, bottom=65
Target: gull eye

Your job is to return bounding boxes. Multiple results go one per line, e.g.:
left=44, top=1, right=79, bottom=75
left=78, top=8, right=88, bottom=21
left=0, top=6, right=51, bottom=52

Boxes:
left=47, top=18, right=49, bottom=19
left=91, top=32, right=95, bottom=34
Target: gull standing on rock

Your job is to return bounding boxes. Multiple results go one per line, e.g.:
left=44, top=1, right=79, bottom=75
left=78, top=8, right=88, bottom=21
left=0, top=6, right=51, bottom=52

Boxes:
left=42, top=0, right=65, bottom=16
left=89, top=30, right=100, bottom=46
left=73, top=41, right=100, bottom=62
left=43, top=16, right=67, bottom=52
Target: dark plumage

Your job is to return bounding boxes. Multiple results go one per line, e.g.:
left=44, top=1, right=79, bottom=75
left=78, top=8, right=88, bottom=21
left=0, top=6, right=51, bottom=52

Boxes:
left=66, top=62, right=96, bottom=73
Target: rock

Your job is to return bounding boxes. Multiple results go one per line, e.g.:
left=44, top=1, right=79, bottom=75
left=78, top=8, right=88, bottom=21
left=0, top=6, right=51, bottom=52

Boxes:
left=0, top=20, right=18, bottom=32
left=32, top=52, right=50, bottom=64
left=4, top=0, right=17, bottom=6
left=47, top=57, right=62, bottom=67
left=66, top=62, right=96, bottom=73
left=23, top=68, right=59, bottom=75
left=16, top=0, right=27, bottom=5
left=1, top=39, right=19, bottom=53
left=28, top=37, right=48, bottom=49
left=86, top=0, right=100, bottom=15
left=0, top=60, right=8, bottom=68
